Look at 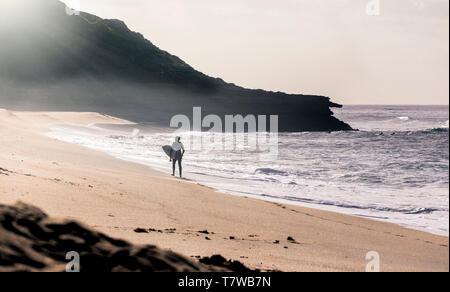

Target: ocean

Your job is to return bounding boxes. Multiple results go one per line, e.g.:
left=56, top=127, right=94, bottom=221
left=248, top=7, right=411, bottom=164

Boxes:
left=47, top=105, right=449, bottom=236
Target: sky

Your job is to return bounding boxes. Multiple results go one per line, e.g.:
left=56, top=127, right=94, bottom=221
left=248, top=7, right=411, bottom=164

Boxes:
left=61, top=0, right=449, bottom=105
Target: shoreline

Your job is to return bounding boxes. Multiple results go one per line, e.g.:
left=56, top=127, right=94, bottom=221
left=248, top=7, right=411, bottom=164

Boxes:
left=46, top=119, right=449, bottom=237
left=1, top=109, right=448, bottom=272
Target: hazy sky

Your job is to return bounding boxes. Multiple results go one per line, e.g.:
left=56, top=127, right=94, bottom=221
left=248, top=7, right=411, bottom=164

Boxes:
left=62, top=0, right=449, bottom=105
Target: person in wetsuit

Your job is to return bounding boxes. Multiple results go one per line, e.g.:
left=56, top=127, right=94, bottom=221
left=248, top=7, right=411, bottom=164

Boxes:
left=170, top=136, right=185, bottom=178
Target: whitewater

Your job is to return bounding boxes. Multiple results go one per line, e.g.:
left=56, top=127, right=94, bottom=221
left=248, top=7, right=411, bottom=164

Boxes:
left=47, top=105, right=449, bottom=236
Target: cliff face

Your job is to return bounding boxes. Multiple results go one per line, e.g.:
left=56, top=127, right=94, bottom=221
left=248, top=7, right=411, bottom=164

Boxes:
left=0, top=0, right=352, bottom=132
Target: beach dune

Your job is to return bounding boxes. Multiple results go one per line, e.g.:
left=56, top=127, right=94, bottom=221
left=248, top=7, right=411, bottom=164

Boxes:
left=0, top=109, right=448, bottom=272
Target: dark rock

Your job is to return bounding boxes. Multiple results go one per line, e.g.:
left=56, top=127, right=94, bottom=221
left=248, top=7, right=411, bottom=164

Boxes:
left=0, top=202, right=236, bottom=272
left=133, top=228, right=149, bottom=234
left=287, top=236, right=300, bottom=244
left=0, top=0, right=352, bottom=132
left=199, top=255, right=256, bottom=273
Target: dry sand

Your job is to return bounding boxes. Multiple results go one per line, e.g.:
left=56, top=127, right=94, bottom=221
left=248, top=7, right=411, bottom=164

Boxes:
left=0, top=109, right=448, bottom=272
left=0, top=202, right=242, bottom=272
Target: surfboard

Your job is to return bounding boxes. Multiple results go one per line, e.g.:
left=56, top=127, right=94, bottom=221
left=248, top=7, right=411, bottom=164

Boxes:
left=162, top=145, right=175, bottom=159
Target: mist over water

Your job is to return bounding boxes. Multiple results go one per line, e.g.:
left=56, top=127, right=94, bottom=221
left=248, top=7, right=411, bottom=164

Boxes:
left=48, top=105, right=449, bottom=235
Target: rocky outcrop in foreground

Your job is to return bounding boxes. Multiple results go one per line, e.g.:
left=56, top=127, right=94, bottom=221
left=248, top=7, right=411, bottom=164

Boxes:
left=0, top=202, right=250, bottom=272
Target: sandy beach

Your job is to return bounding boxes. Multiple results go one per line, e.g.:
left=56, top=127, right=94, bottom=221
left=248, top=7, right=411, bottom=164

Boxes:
left=0, top=109, right=448, bottom=272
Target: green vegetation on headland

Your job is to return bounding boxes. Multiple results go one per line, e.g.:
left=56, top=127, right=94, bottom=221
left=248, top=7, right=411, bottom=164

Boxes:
left=0, top=0, right=353, bottom=132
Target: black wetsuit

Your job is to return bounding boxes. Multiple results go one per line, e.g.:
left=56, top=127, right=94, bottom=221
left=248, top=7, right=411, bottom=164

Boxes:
left=172, top=150, right=183, bottom=177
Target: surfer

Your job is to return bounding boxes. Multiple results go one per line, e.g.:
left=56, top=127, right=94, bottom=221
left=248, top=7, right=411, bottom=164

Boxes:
left=170, top=137, right=185, bottom=178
